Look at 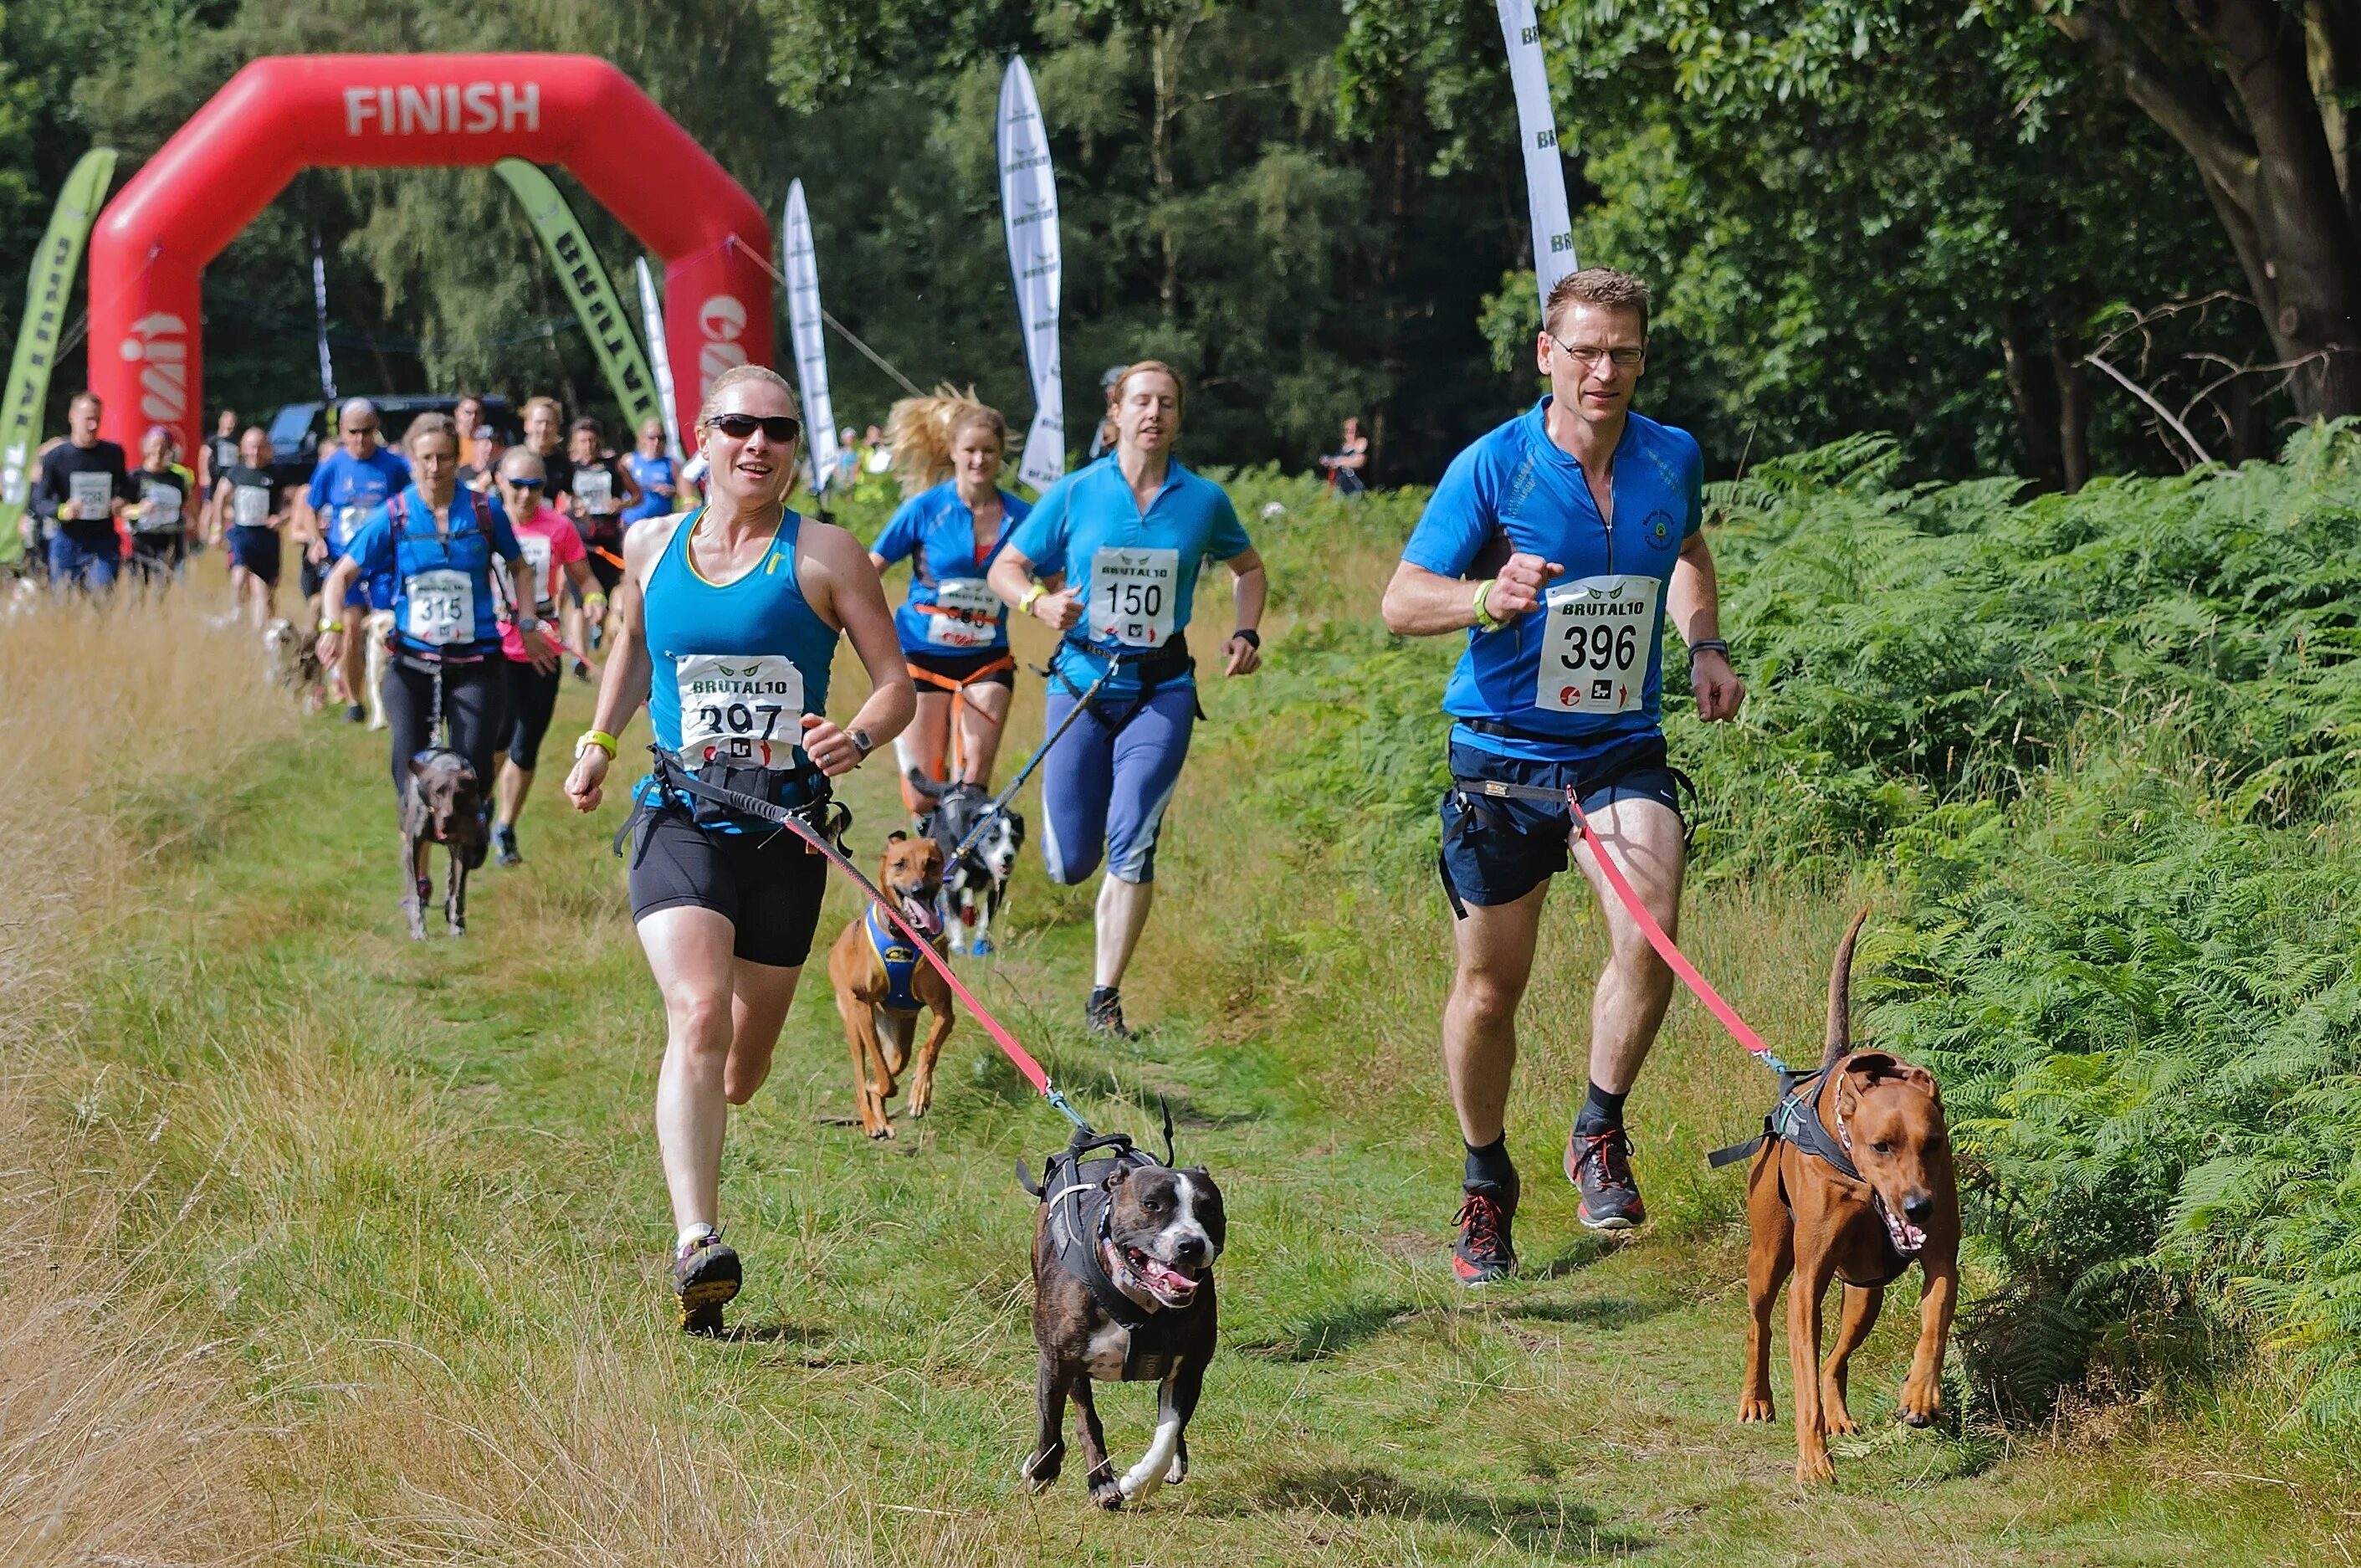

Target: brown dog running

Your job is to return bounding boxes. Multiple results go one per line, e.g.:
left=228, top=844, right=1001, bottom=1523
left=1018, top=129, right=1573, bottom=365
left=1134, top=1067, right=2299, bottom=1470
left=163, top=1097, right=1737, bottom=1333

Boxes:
left=1734, top=910, right=1960, bottom=1483
left=825, top=832, right=955, bottom=1138
left=400, top=747, right=484, bottom=940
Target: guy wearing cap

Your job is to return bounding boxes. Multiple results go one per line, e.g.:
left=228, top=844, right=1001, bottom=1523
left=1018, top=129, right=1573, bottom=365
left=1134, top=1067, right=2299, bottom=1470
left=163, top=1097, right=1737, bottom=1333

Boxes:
left=296, top=397, right=412, bottom=721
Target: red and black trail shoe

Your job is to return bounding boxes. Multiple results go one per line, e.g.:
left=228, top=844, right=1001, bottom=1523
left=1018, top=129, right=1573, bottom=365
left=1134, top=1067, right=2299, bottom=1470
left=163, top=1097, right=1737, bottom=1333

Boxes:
left=1567, top=1126, right=1647, bottom=1231
left=1452, top=1176, right=1519, bottom=1285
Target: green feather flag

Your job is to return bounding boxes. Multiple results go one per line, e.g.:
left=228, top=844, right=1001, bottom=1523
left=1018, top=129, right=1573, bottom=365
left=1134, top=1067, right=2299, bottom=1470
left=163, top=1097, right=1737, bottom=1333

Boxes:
left=491, top=157, right=662, bottom=435
left=1, top=146, right=118, bottom=560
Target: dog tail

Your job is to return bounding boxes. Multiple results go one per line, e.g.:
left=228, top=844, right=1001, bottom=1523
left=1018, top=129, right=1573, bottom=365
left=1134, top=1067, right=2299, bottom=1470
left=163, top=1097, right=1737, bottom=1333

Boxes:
left=1822, top=906, right=1871, bottom=1068
left=907, top=768, right=950, bottom=803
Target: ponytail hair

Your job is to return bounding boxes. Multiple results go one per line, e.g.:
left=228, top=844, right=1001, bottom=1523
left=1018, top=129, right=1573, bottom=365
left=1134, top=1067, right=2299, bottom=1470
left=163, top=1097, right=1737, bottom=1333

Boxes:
left=886, top=385, right=1007, bottom=497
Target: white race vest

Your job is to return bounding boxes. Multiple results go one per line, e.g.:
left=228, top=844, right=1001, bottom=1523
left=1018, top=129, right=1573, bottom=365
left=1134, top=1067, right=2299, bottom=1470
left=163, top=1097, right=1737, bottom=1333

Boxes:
left=676, top=653, right=807, bottom=770
left=924, top=576, right=1001, bottom=648
left=404, top=569, right=476, bottom=647
left=136, top=479, right=183, bottom=534
left=68, top=471, right=112, bottom=518
left=232, top=484, right=271, bottom=528
left=1534, top=574, right=1661, bottom=716
left=1089, top=546, right=1180, bottom=648
left=519, top=533, right=556, bottom=609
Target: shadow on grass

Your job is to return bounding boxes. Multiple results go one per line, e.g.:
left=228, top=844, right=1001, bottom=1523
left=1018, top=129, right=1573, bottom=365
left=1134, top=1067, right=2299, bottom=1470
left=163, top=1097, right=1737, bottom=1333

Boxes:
left=716, top=1319, right=827, bottom=1346
left=1507, top=1295, right=1679, bottom=1330
left=1530, top=1235, right=1616, bottom=1279
left=1230, top=1464, right=1652, bottom=1558
left=1238, top=1299, right=1414, bottom=1361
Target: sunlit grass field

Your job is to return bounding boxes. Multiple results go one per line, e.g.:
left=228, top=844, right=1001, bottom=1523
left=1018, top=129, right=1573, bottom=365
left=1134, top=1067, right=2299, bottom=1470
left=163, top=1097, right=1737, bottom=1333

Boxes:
left=1, top=533, right=2352, bottom=1564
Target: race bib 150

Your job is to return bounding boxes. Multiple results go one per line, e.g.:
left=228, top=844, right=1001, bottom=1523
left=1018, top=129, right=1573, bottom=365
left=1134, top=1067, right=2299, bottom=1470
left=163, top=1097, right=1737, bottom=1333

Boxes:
left=1089, top=546, right=1180, bottom=648
left=404, top=569, right=475, bottom=646
left=1534, top=573, right=1661, bottom=716
left=676, top=653, right=807, bottom=769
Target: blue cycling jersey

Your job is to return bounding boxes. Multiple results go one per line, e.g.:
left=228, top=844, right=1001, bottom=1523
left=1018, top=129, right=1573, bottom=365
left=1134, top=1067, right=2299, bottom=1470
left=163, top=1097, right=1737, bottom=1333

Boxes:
left=1007, top=455, right=1252, bottom=699
left=622, top=452, right=674, bottom=525
left=342, top=484, right=524, bottom=662
left=308, top=446, right=412, bottom=552
left=873, top=481, right=1032, bottom=656
left=1401, top=398, right=1703, bottom=763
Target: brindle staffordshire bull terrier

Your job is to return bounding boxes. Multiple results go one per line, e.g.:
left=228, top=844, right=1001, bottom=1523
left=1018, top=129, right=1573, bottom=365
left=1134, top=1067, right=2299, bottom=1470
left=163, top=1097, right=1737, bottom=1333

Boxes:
left=825, top=832, right=955, bottom=1138
left=401, top=747, right=484, bottom=940
left=1730, top=910, right=1960, bottom=1483
left=1019, top=1132, right=1225, bottom=1509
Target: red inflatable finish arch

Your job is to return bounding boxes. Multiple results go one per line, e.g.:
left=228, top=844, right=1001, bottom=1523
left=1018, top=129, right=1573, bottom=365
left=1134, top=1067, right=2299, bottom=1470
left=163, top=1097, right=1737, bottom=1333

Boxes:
left=87, top=54, right=773, bottom=457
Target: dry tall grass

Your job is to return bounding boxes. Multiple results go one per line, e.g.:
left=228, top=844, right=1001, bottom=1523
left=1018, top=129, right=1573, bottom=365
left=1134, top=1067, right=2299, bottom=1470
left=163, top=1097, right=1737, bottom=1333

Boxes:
left=0, top=583, right=295, bottom=1565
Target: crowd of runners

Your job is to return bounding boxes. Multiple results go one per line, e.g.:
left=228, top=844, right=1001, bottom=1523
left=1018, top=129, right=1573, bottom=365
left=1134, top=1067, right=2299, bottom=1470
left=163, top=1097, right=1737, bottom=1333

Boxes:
left=13, top=265, right=1744, bottom=1333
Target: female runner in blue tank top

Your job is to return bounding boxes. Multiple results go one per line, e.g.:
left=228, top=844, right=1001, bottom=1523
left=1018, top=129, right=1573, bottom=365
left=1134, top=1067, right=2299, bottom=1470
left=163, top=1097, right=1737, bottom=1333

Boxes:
left=987, top=361, right=1268, bottom=1038
left=562, top=366, right=913, bottom=1335
left=868, top=387, right=1031, bottom=817
left=321, top=413, right=539, bottom=804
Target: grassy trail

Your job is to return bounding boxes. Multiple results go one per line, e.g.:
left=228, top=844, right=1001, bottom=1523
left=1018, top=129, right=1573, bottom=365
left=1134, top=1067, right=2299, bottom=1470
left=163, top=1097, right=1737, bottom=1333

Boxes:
left=28, top=588, right=2351, bottom=1563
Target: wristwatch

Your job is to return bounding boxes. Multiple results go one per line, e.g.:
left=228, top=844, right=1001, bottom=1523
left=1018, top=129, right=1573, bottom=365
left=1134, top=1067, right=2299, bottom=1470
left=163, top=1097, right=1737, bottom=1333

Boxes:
left=516, top=613, right=542, bottom=635
left=847, top=727, right=875, bottom=761
left=1232, top=628, right=1261, bottom=648
left=1687, top=638, right=1731, bottom=658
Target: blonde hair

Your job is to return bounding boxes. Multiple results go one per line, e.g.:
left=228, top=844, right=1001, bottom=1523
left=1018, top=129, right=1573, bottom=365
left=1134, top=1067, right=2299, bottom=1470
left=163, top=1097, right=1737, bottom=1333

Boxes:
left=405, top=412, right=458, bottom=453
left=1544, top=267, right=1651, bottom=339
left=520, top=395, right=563, bottom=426
left=885, top=385, right=1006, bottom=496
left=1113, top=360, right=1186, bottom=419
left=695, top=364, right=800, bottom=428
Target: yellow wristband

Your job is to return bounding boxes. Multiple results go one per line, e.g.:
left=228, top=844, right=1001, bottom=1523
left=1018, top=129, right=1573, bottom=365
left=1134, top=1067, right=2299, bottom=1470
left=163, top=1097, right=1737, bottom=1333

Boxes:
left=1472, top=579, right=1502, bottom=633
left=575, top=729, right=617, bottom=760
left=584, top=592, right=608, bottom=606
left=318, top=618, right=343, bottom=634
left=1019, top=583, right=1047, bottom=614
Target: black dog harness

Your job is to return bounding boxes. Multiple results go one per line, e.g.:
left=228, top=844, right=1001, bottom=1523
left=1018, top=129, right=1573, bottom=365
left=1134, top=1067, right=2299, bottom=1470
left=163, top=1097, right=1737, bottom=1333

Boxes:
left=1709, top=1064, right=1915, bottom=1287
left=1018, top=1125, right=1201, bottom=1381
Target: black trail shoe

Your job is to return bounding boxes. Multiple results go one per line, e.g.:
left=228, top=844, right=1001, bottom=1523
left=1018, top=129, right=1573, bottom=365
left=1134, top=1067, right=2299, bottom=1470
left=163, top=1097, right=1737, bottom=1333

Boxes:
left=494, top=825, right=521, bottom=867
left=672, top=1230, right=741, bottom=1335
left=1452, top=1174, right=1519, bottom=1285
left=1085, top=986, right=1137, bottom=1041
left=1567, top=1126, right=1647, bottom=1231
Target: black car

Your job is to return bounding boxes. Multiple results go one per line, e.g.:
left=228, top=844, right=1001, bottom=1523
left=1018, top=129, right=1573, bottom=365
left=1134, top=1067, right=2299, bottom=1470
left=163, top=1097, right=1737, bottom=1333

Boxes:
left=262, top=394, right=519, bottom=488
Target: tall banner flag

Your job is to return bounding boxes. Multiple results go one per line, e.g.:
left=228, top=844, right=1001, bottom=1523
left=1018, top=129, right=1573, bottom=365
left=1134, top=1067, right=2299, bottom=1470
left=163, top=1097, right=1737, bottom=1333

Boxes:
left=310, top=225, right=338, bottom=402
left=1497, top=0, right=1577, bottom=311
left=0, top=146, right=116, bottom=557
left=492, top=158, right=662, bottom=433
left=633, top=258, right=684, bottom=462
left=997, top=56, right=1065, bottom=492
left=781, top=182, right=842, bottom=494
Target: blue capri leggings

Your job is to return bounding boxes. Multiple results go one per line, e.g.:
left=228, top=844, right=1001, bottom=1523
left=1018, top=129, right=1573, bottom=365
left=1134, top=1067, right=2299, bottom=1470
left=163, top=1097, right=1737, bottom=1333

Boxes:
left=1038, top=684, right=1197, bottom=884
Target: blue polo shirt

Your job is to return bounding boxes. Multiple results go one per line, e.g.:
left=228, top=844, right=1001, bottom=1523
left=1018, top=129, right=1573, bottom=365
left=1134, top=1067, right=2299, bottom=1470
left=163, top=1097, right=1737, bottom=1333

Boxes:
left=873, top=481, right=1032, bottom=656
left=1010, top=455, right=1252, bottom=698
left=307, top=446, right=412, bottom=552
left=342, top=484, right=523, bottom=661
left=622, top=451, right=675, bottom=525
left=1402, top=399, right=1703, bottom=763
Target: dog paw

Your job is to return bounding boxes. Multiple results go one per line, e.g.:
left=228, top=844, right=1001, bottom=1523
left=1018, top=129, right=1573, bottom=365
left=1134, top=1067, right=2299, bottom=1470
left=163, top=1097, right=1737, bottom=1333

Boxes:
left=1736, top=1396, right=1775, bottom=1423
left=1899, top=1385, right=1943, bottom=1427
left=1821, top=1412, right=1860, bottom=1437
left=1794, top=1450, right=1836, bottom=1486
left=1088, top=1481, right=1124, bottom=1511
left=866, top=1122, right=895, bottom=1140
left=1164, top=1455, right=1187, bottom=1486
left=1019, top=1448, right=1062, bottom=1491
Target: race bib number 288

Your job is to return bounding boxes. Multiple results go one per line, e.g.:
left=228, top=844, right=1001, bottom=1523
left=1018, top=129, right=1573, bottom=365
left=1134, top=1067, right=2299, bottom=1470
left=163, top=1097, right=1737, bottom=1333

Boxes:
left=677, top=653, right=807, bottom=769
left=1534, top=574, right=1661, bottom=716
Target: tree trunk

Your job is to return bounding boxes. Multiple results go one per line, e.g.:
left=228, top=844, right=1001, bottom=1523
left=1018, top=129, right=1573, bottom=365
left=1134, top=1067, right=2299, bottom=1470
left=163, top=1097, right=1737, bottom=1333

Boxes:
left=2050, top=329, right=2092, bottom=492
left=2001, top=308, right=2066, bottom=491
left=2056, top=0, right=2361, bottom=417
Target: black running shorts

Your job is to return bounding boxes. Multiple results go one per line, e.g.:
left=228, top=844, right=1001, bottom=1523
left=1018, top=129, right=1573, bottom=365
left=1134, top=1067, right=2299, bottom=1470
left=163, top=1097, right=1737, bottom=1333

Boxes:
left=627, top=807, right=830, bottom=967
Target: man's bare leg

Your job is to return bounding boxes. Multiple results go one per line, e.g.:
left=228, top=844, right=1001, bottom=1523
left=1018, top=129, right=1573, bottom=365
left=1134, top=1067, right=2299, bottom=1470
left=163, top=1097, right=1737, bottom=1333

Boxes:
left=1442, top=881, right=1549, bottom=1147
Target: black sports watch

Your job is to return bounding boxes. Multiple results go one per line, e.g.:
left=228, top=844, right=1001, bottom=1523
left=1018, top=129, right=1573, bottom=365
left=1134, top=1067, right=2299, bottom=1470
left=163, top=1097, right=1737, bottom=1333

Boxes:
left=1232, top=628, right=1262, bottom=648
left=847, top=726, right=875, bottom=761
left=1687, top=638, right=1731, bottom=659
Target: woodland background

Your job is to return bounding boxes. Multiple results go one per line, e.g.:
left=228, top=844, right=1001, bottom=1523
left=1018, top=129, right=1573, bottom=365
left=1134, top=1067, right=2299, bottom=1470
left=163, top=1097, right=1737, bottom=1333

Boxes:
left=3, top=0, right=2353, bottom=487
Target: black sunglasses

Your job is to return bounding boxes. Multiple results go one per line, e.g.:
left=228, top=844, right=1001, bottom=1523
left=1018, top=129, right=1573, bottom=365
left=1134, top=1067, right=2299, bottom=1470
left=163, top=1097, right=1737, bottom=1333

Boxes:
left=708, top=412, right=802, bottom=443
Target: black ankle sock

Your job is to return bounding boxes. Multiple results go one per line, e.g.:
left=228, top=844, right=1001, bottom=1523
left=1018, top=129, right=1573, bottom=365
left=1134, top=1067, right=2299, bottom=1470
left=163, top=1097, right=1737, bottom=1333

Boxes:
left=1463, top=1135, right=1515, bottom=1191
left=1573, top=1082, right=1628, bottom=1136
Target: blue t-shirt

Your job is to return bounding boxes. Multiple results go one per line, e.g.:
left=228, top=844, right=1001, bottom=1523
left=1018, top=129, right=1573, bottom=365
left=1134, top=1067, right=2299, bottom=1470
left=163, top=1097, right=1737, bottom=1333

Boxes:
left=341, top=484, right=523, bottom=661
left=622, top=452, right=674, bottom=525
left=1401, top=399, right=1703, bottom=763
left=1008, top=456, right=1252, bottom=697
left=306, top=446, right=413, bottom=552
left=873, top=482, right=1032, bottom=656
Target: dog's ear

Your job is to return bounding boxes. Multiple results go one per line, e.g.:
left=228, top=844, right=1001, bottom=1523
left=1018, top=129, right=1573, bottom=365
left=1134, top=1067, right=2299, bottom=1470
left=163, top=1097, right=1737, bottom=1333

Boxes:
left=1844, top=1050, right=1904, bottom=1081
left=407, top=752, right=433, bottom=779
left=887, top=829, right=907, bottom=844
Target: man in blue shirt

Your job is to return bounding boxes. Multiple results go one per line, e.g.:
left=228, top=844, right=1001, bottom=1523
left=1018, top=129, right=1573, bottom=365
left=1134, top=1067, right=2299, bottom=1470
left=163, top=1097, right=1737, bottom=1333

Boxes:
left=621, top=417, right=678, bottom=530
left=1381, top=268, right=1744, bottom=1284
left=298, top=397, right=412, bottom=721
